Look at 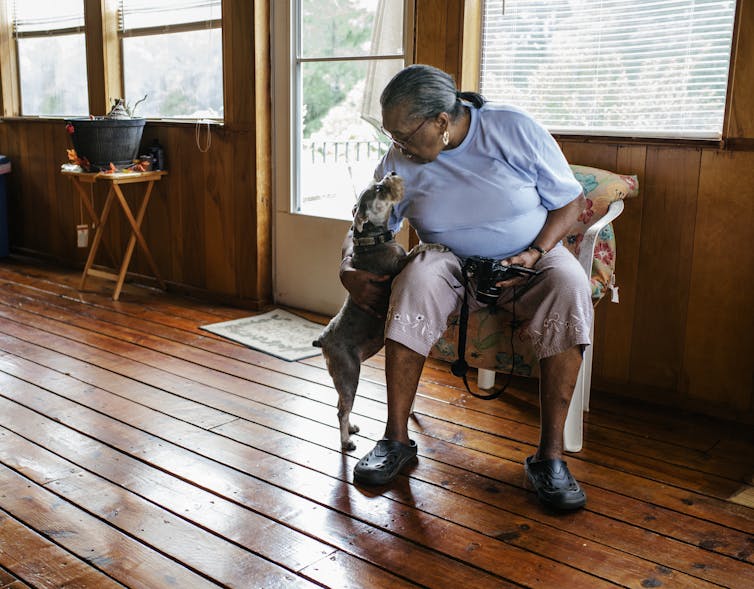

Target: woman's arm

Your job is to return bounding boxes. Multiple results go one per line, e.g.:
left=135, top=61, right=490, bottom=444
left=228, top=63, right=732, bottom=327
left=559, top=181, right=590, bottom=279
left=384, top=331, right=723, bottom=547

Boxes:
left=528, top=193, right=585, bottom=257
left=339, top=230, right=392, bottom=318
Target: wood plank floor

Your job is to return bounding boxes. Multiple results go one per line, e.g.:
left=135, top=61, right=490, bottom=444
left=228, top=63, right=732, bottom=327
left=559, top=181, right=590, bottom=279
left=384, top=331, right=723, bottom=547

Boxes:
left=0, top=257, right=752, bottom=589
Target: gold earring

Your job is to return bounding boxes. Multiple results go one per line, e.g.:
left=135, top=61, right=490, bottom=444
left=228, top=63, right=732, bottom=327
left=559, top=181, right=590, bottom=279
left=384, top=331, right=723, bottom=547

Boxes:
left=442, top=130, right=450, bottom=146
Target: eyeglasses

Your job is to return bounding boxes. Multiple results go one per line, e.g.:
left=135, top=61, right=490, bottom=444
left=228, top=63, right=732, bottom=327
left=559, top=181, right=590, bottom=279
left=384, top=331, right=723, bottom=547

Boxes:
left=380, top=117, right=430, bottom=152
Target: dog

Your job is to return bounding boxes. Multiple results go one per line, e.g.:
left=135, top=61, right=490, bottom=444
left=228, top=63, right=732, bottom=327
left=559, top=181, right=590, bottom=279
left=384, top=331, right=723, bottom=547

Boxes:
left=313, top=172, right=446, bottom=450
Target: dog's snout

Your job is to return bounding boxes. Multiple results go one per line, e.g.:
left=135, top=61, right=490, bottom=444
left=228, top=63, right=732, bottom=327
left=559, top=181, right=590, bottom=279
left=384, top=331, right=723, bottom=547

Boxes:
left=381, top=172, right=403, bottom=185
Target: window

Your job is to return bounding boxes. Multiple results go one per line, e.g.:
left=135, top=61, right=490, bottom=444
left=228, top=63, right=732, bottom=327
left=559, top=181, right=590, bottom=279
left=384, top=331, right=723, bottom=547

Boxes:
left=119, top=0, right=223, bottom=119
left=13, top=0, right=88, bottom=116
left=296, top=0, right=408, bottom=219
left=480, top=0, right=737, bottom=139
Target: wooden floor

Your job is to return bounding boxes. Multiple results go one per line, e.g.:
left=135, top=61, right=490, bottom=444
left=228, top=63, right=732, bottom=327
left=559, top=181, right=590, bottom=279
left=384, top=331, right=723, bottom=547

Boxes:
left=0, top=258, right=752, bottom=589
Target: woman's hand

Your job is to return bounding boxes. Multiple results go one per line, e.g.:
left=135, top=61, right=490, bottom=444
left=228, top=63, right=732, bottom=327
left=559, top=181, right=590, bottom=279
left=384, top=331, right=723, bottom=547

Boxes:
left=340, top=257, right=392, bottom=318
left=495, top=248, right=542, bottom=288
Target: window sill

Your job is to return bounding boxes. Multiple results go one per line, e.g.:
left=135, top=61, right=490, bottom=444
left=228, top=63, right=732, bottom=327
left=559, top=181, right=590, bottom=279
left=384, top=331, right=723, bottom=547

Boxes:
left=0, top=116, right=224, bottom=126
left=554, top=133, right=723, bottom=150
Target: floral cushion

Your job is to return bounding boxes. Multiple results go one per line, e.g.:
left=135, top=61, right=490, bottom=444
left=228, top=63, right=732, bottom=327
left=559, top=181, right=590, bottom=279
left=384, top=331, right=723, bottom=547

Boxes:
left=429, top=165, right=639, bottom=377
left=568, top=165, right=639, bottom=299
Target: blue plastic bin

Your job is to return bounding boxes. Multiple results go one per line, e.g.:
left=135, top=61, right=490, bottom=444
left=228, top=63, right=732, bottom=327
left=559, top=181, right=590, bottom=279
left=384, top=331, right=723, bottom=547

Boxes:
left=0, top=155, right=9, bottom=257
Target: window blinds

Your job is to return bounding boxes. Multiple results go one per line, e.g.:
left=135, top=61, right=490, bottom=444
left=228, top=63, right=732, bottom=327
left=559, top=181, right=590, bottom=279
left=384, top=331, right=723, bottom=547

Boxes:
left=119, top=0, right=221, bottom=31
left=480, top=0, right=737, bottom=139
left=13, top=0, right=85, bottom=35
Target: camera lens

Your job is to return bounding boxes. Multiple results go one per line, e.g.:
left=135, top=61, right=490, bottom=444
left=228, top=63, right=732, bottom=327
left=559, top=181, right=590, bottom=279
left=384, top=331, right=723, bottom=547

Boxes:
left=475, top=287, right=500, bottom=305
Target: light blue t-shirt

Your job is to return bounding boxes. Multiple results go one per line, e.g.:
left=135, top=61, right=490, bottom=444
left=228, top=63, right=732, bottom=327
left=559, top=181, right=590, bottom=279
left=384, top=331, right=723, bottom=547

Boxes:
left=376, top=103, right=583, bottom=260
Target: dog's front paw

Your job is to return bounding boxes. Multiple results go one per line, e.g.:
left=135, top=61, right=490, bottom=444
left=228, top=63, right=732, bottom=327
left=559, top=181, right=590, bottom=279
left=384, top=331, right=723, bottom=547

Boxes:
left=342, top=439, right=357, bottom=451
left=340, top=423, right=359, bottom=451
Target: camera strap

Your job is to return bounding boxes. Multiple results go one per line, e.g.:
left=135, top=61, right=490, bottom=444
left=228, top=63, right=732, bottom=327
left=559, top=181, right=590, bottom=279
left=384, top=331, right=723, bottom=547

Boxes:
left=450, top=269, right=508, bottom=401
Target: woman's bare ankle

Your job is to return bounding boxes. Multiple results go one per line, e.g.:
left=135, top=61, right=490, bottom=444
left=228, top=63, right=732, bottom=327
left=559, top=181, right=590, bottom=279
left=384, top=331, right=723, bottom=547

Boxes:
left=383, top=425, right=411, bottom=445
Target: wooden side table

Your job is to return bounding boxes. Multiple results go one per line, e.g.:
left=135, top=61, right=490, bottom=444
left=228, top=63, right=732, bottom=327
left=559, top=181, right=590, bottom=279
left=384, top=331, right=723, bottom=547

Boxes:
left=63, top=169, right=167, bottom=300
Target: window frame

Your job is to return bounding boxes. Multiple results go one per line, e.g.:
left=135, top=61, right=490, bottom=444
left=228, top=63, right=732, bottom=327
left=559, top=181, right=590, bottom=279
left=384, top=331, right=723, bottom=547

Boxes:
left=272, top=0, right=415, bottom=219
left=296, top=3, right=408, bottom=218
left=116, top=0, right=223, bottom=122
left=2, top=0, right=89, bottom=117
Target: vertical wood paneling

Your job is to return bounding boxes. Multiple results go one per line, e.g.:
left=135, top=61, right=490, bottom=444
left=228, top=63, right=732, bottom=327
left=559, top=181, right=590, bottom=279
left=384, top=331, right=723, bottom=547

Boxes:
left=2, top=123, right=22, bottom=247
left=224, top=0, right=271, bottom=301
left=159, top=127, right=187, bottom=284
left=203, top=129, right=237, bottom=295
left=629, top=147, right=702, bottom=393
left=167, top=125, right=205, bottom=288
left=595, top=145, right=647, bottom=383
left=20, top=125, right=52, bottom=254
left=48, top=125, right=70, bottom=260
left=684, top=149, right=754, bottom=410
left=414, top=0, right=463, bottom=76
left=414, top=0, right=448, bottom=66
left=236, top=130, right=266, bottom=300
left=40, top=126, right=59, bottom=251
left=558, top=142, right=618, bottom=172
left=159, top=127, right=184, bottom=284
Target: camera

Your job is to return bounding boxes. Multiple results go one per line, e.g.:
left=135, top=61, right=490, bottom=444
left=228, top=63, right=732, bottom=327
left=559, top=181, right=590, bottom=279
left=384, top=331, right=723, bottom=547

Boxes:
left=463, top=256, right=541, bottom=304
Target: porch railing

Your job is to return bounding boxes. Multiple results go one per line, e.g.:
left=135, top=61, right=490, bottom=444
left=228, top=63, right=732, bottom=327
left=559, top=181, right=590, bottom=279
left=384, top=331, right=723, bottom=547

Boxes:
left=303, top=139, right=388, bottom=164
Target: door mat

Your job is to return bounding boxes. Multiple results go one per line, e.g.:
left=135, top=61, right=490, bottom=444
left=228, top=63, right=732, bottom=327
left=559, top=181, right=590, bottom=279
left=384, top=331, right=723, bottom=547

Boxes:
left=200, top=309, right=325, bottom=361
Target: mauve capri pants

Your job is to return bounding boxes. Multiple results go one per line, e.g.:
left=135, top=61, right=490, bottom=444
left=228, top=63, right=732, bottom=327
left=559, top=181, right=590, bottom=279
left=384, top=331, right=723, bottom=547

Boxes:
left=385, top=244, right=594, bottom=359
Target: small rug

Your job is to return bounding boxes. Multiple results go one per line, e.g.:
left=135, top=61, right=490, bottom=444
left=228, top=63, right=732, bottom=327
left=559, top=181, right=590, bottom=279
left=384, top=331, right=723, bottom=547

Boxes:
left=200, top=309, right=325, bottom=361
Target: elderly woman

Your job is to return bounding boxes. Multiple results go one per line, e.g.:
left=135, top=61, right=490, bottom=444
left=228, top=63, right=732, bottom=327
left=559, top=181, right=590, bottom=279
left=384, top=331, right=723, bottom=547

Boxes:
left=339, top=64, right=590, bottom=511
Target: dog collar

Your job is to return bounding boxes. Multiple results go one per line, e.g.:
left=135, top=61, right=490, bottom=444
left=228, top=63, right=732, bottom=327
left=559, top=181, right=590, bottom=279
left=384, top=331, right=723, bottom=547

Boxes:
left=352, top=230, right=394, bottom=247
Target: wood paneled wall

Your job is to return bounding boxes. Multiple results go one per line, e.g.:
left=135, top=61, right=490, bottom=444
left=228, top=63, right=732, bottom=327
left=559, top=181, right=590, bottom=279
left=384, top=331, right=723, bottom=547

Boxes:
left=0, top=0, right=751, bottom=421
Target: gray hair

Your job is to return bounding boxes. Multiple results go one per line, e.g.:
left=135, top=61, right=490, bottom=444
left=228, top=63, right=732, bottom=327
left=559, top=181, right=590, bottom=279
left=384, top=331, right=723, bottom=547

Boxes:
left=380, top=64, right=485, bottom=120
